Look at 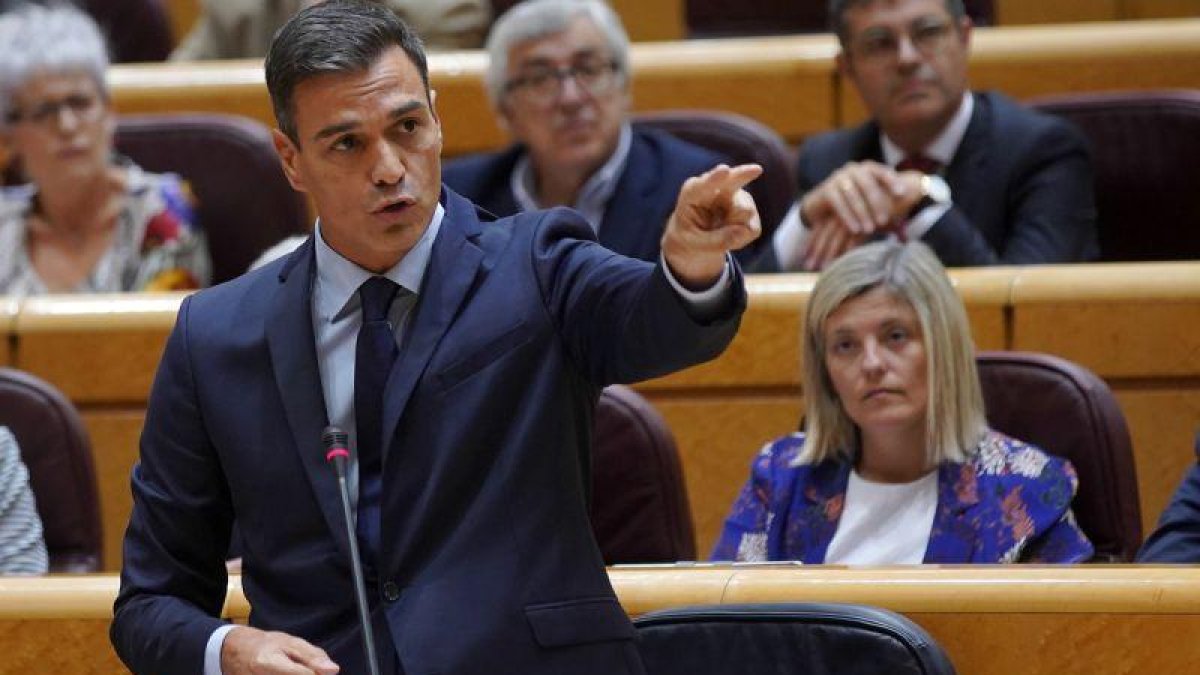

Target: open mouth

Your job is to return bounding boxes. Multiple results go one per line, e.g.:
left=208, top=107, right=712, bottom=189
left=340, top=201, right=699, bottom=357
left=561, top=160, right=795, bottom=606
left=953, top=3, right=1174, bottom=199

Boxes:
left=373, top=197, right=415, bottom=215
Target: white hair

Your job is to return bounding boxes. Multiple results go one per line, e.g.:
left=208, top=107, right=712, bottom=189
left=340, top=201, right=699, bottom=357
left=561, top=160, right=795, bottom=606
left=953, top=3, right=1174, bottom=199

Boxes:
left=0, top=3, right=110, bottom=128
left=483, top=0, right=630, bottom=107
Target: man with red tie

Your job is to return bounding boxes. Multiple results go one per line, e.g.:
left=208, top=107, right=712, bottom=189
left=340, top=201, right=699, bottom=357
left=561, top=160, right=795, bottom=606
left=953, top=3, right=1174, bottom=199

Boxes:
left=760, top=0, right=1098, bottom=271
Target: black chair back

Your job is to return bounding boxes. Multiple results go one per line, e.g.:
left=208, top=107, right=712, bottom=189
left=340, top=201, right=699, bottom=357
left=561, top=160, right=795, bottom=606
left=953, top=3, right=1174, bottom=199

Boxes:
left=635, top=602, right=957, bottom=675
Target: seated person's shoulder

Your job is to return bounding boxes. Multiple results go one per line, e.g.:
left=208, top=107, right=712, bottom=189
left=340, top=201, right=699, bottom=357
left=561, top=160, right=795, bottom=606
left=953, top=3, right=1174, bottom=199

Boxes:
left=980, top=91, right=1088, bottom=149
left=634, top=126, right=726, bottom=175
left=972, top=429, right=1078, bottom=487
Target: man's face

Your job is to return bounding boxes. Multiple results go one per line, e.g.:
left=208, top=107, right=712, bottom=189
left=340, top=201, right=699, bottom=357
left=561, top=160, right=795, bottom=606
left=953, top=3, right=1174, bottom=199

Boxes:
left=273, top=46, right=443, bottom=273
left=7, top=70, right=115, bottom=185
left=498, top=16, right=629, bottom=181
left=838, top=0, right=971, bottom=139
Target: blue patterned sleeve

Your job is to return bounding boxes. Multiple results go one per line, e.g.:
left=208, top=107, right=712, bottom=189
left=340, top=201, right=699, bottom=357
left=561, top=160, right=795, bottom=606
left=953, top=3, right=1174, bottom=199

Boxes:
left=711, top=438, right=790, bottom=561
left=1021, top=458, right=1095, bottom=563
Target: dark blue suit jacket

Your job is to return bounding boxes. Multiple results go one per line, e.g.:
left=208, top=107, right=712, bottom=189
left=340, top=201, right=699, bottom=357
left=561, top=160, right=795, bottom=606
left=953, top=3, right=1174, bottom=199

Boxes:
left=110, top=187, right=745, bottom=675
left=442, top=127, right=725, bottom=263
left=1137, top=432, right=1200, bottom=562
left=758, top=91, right=1098, bottom=270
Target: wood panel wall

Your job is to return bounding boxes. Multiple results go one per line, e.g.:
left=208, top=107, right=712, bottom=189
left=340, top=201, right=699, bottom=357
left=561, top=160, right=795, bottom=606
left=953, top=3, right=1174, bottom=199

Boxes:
left=5, top=263, right=1198, bottom=568
left=5, top=568, right=1200, bottom=675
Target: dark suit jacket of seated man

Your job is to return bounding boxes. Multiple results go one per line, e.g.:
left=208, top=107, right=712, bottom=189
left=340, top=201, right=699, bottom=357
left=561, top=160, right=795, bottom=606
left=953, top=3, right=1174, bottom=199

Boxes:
left=109, top=2, right=761, bottom=674
left=1138, top=431, right=1200, bottom=563
left=758, top=0, right=1098, bottom=272
left=443, top=126, right=728, bottom=264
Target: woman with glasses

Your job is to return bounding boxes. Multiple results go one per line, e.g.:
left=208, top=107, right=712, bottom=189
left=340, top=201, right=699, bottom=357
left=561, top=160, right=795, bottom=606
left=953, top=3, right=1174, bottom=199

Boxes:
left=0, top=4, right=209, bottom=295
left=713, top=241, right=1093, bottom=564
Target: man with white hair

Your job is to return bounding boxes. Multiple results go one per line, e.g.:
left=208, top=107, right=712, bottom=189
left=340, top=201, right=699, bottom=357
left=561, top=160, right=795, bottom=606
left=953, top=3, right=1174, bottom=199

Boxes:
left=443, top=0, right=729, bottom=263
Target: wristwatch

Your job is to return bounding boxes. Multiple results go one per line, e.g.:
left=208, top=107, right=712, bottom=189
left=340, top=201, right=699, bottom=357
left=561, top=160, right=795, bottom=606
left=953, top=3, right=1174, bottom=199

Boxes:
left=907, top=174, right=951, bottom=218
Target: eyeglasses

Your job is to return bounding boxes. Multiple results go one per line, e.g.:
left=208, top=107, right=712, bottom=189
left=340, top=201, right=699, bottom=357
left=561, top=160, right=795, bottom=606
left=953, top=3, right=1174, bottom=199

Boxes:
left=850, top=19, right=956, bottom=63
left=503, top=59, right=621, bottom=105
left=6, top=93, right=103, bottom=128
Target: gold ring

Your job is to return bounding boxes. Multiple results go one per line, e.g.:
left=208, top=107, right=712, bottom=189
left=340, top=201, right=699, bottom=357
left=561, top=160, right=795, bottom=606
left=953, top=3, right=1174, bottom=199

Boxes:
left=839, top=180, right=854, bottom=193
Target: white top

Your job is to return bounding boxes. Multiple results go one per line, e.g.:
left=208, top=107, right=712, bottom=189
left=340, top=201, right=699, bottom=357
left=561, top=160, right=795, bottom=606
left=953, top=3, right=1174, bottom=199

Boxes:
left=824, top=468, right=938, bottom=565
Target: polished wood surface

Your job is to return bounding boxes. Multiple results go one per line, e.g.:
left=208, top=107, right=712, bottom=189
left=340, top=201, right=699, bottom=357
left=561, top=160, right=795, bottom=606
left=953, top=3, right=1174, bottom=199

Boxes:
left=110, top=19, right=1200, bottom=158
left=996, top=0, right=1200, bottom=24
left=4, top=568, right=1199, bottom=674
left=0, top=296, right=14, bottom=367
left=5, top=263, right=1199, bottom=567
left=12, top=293, right=182, bottom=405
left=161, top=0, right=685, bottom=47
left=109, top=34, right=838, bottom=156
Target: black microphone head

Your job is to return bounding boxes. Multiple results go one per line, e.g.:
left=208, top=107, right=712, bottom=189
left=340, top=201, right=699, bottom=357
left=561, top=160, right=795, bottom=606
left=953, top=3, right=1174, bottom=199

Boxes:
left=322, top=425, right=350, bottom=464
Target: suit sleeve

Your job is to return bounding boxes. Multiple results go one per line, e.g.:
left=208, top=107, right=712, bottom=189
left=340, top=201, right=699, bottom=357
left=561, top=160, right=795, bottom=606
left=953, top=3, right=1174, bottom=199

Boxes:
left=110, top=296, right=235, bottom=674
left=1138, top=460, right=1200, bottom=562
left=530, top=208, right=746, bottom=386
left=921, top=119, right=1098, bottom=266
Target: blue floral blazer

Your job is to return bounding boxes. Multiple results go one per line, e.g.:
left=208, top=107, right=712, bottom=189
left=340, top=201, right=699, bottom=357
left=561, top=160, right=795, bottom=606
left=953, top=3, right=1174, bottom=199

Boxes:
left=712, top=430, right=1094, bottom=564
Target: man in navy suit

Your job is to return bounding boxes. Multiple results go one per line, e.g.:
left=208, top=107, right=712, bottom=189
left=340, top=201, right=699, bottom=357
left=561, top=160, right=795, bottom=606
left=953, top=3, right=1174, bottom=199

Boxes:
left=1137, top=431, right=1200, bottom=563
left=441, top=0, right=727, bottom=264
left=760, top=0, right=1097, bottom=271
left=110, top=2, right=761, bottom=674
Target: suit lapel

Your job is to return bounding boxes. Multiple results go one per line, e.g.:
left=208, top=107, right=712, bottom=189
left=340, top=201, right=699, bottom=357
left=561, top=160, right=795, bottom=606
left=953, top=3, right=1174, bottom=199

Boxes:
left=380, top=189, right=484, bottom=447
left=598, top=132, right=660, bottom=259
left=944, top=93, right=991, bottom=212
left=925, top=462, right=981, bottom=562
left=265, top=239, right=351, bottom=559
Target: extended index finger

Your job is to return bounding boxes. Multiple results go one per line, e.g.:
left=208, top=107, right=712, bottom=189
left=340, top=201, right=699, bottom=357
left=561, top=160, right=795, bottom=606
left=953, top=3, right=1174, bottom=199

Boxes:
left=710, top=163, right=764, bottom=194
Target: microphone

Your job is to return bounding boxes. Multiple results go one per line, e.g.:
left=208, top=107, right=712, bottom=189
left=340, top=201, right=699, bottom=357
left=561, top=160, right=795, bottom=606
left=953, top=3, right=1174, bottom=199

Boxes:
left=322, top=425, right=382, bottom=675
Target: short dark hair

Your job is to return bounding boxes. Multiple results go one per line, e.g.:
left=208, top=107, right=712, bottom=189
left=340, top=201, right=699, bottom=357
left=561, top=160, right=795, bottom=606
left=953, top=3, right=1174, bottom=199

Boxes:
left=828, top=0, right=966, bottom=45
left=265, top=0, right=430, bottom=144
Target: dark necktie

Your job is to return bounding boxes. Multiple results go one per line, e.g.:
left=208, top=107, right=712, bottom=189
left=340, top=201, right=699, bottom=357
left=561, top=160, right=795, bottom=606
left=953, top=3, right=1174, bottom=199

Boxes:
left=896, top=154, right=942, bottom=175
left=355, top=276, right=400, bottom=565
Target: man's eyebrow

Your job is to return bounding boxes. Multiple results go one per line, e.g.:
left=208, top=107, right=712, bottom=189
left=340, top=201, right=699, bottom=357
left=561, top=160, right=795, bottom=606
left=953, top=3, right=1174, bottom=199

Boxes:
left=387, top=100, right=426, bottom=120
left=311, top=101, right=428, bottom=142
left=313, top=120, right=358, bottom=143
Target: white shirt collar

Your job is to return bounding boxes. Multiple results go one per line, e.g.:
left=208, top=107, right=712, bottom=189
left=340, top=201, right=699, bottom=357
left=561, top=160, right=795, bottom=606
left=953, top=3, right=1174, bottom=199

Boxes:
left=510, top=123, right=633, bottom=232
left=881, top=92, right=974, bottom=168
left=313, top=202, right=445, bottom=323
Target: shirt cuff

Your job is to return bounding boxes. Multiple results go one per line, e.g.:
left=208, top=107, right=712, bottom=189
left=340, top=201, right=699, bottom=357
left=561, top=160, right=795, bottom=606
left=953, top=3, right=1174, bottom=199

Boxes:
left=904, top=202, right=952, bottom=242
left=771, top=202, right=809, bottom=272
left=204, top=623, right=237, bottom=675
left=661, top=252, right=734, bottom=316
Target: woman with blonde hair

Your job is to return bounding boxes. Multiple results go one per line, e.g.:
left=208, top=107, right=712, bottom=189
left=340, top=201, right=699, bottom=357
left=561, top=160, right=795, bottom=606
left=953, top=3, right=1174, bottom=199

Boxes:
left=713, top=240, right=1092, bottom=563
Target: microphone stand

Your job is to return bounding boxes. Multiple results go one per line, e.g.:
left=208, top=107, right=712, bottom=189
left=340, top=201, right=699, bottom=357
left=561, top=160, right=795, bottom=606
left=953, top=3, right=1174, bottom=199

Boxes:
left=323, top=427, right=382, bottom=675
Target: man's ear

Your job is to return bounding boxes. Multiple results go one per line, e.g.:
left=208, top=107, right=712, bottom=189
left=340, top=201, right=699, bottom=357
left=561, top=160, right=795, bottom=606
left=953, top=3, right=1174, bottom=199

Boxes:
left=835, top=50, right=853, bottom=80
left=494, top=99, right=514, bottom=136
left=957, top=15, right=974, bottom=48
left=272, top=128, right=307, bottom=193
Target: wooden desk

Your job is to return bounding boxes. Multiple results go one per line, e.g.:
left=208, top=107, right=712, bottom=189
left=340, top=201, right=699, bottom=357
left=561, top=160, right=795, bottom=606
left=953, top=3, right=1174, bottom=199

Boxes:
left=5, top=264, right=1199, bottom=568
left=1009, top=262, right=1200, bottom=544
left=4, top=567, right=1199, bottom=674
left=109, top=34, right=838, bottom=157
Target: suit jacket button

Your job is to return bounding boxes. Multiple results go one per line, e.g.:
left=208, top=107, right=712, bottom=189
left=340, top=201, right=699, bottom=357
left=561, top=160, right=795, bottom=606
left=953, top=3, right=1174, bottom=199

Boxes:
left=382, top=581, right=400, bottom=602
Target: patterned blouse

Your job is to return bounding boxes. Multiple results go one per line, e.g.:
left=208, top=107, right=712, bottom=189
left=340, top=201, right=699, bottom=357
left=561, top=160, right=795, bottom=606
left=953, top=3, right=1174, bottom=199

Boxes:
left=0, top=427, right=48, bottom=575
left=0, top=163, right=210, bottom=295
left=712, top=430, right=1094, bottom=564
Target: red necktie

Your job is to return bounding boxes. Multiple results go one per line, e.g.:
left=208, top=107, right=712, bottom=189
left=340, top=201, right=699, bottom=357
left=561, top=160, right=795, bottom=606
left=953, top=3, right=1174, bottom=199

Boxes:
left=896, top=154, right=941, bottom=175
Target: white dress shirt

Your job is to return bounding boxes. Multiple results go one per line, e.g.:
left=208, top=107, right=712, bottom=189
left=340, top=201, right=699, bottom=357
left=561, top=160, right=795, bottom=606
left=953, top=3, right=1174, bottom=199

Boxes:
left=772, top=93, right=975, bottom=271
